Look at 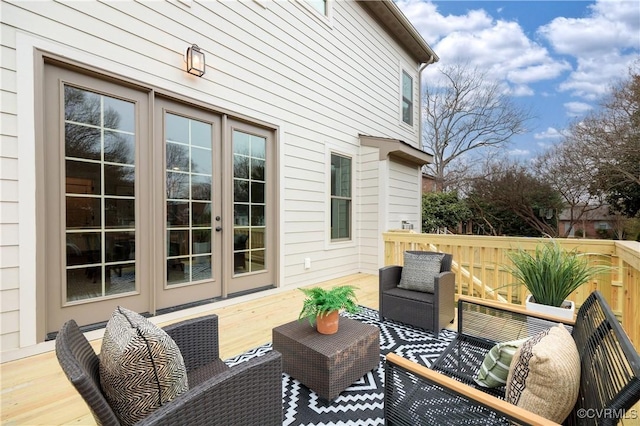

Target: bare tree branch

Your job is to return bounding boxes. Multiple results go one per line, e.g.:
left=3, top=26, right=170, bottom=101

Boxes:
left=422, top=63, right=533, bottom=190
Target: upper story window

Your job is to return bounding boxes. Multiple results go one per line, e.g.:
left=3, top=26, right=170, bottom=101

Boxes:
left=308, top=0, right=327, bottom=15
left=330, top=153, right=351, bottom=241
left=402, top=71, right=413, bottom=126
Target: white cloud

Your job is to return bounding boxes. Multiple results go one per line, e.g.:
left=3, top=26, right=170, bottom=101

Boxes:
left=534, top=127, right=565, bottom=140
left=510, top=84, right=535, bottom=97
left=538, top=0, right=639, bottom=100
left=509, top=148, right=530, bottom=156
left=507, top=62, right=571, bottom=85
left=564, top=101, right=593, bottom=117
left=396, top=1, right=493, bottom=44
left=539, top=0, right=639, bottom=55
left=397, top=0, right=570, bottom=96
left=397, top=0, right=638, bottom=156
left=558, top=53, right=635, bottom=100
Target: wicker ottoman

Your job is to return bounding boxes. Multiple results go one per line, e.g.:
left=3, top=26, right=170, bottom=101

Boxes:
left=272, top=317, right=379, bottom=401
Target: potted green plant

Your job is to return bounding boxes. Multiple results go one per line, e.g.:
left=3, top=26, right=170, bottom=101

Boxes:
left=298, top=285, right=359, bottom=334
left=506, top=240, right=607, bottom=319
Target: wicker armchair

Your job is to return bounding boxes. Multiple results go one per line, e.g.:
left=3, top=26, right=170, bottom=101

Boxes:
left=55, top=314, right=283, bottom=426
left=379, top=251, right=455, bottom=338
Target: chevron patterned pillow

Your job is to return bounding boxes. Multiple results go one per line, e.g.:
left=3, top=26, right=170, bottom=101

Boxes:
left=99, top=307, right=188, bottom=426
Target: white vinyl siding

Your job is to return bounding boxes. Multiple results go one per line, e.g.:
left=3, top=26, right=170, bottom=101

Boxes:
left=1, top=0, right=424, bottom=354
left=0, top=22, right=20, bottom=350
left=357, top=147, right=380, bottom=272
left=387, top=161, right=422, bottom=231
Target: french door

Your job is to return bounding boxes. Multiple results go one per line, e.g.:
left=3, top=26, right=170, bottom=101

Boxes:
left=43, top=63, right=276, bottom=336
left=154, top=98, right=222, bottom=309
left=226, top=121, right=276, bottom=295
left=44, top=63, right=151, bottom=333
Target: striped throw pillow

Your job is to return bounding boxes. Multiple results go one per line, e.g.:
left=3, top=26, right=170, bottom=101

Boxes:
left=475, top=337, right=529, bottom=388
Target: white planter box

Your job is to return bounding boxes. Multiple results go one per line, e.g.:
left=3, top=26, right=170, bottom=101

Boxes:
left=525, top=294, right=575, bottom=320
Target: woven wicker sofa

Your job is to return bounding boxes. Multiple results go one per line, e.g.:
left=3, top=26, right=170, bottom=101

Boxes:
left=56, top=314, right=283, bottom=426
left=385, top=291, right=640, bottom=425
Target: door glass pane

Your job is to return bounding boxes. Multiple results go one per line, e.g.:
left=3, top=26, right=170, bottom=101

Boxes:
left=64, top=86, right=136, bottom=302
left=104, top=165, right=134, bottom=196
left=165, top=113, right=214, bottom=285
left=105, top=198, right=135, bottom=229
left=166, top=143, right=189, bottom=171
left=191, top=147, right=212, bottom=174
left=103, top=97, right=135, bottom=132
left=166, top=171, right=189, bottom=199
left=104, top=131, right=135, bottom=165
left=66, top=160, right=101, bottom=195
left=167, top=201, right=189, bottom=227
left=191, top=175, right=211, bottom=200
left=192, top=202, right=211, bottom=227
left=66, top=197, right=101, bottom=229
left=233, top=130, right=267, bottom=274
left=65, top=124, right=101, bottom=160
left=192, top=230, right=211, bottom=254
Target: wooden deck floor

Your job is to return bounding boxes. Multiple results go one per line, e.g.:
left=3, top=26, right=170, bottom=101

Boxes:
left=1, top=273, right=380, bottom=425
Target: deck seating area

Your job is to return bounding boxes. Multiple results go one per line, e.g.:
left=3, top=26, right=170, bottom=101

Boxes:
left=1, top=274, right=379, bottom=425
left=386, top=292, right=640, bottom=425
left=2, top=267, right=639, bottom=425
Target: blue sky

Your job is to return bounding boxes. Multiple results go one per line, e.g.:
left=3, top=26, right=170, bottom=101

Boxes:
left=395, top=0, right=640, bottom=159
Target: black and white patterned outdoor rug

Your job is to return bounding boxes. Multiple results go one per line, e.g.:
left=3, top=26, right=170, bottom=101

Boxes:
left=224, top=306, right=456, bottom=426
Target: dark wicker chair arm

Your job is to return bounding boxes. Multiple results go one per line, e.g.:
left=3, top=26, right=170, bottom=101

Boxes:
left=379, top=265, right=402, bottom=292
left=163, top=315, right=220, bottom=372
left=55, top=319, right=121, bottom=426
left=385, top=353, right=559, bottom=426
left=139, top=350, right=283, bottom=426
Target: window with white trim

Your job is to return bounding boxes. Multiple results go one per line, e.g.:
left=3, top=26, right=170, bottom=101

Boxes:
left=402, top=70, right=413, bottom=126
left=330, top=153, right=351, bottom=240
left=308, top=0, right=327, bottom=15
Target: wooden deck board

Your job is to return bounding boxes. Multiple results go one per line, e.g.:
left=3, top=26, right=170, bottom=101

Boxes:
left=1, top=273, right=380, bottom=425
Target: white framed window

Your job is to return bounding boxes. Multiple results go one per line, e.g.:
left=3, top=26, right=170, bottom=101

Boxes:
left=330, top=153, right=352, bottom=241
left=297, top=0, right=333, bottom=25
left=401, top=70, right=414, bottom=126
left=308, top=0, right=327, bottom=15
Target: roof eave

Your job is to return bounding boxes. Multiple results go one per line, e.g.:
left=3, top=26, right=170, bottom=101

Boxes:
left=358, top=0, right=439, bottom=64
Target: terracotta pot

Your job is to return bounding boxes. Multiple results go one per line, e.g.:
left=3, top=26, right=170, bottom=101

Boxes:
left=316, top=310, right=340, bottom=334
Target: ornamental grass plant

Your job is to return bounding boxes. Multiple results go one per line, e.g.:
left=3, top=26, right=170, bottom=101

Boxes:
left=298, top=285, right=359, bottom=325
left=506, top=240, right=608, bottom=308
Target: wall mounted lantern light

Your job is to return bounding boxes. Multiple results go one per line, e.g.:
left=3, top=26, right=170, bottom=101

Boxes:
left=186, top=44, right=205, bottom=77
